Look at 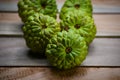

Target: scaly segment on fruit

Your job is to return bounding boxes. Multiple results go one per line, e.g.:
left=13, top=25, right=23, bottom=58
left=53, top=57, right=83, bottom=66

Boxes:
left=18, top=0, right=58, bottom=22
left=46, top=30, right=88, bottom=70
left=22, top=13, right=60, bottom=54
left=60, top=0, right=93, bottom=19
left=60, top=12, right=96, bottom=45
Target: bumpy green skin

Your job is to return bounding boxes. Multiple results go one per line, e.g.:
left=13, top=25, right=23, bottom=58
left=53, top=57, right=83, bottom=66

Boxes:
left=22, top=13, right=60, bottom=54
left=18, top=0, right=58, bottom=22
left=60, top=12, right=96, bottom=45
left=46, top=30, right=88, bottom=70
left=60, top=0, right=93, bottom=19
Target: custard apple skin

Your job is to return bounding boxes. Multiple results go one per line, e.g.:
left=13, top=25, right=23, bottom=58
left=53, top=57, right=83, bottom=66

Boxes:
left=18, top=0, right=58, bottom=22
left=60, top=0, right=93, bottom=19
left=46, top=30, right=88, bottom=70
left=60, top=12, right=96, bottom=45
left=22, top=13, right=60, bottom=54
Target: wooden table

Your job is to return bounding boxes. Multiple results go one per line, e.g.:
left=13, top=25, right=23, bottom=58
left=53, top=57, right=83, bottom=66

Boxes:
left=0, top=0, right=120, bottom=80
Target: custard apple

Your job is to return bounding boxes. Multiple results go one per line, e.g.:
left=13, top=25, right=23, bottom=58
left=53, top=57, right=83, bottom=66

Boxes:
left=22, top=13, right=60, bottom=54
left=60, top=0, right=93, bottom=19
left=18, top=0, right=58, bottom=22
left=60, top=12, right=96, bottom=45
left=46, top=30, right=88, bottom=69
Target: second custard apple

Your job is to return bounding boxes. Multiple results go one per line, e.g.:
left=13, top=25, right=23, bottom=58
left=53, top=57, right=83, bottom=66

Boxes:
left=18, top=0, right=58, bottom=22
left=22, top=13, right=60, bottom=54
left=60, top=12, right=96, bottom=45
left=60, top=0, right=93, bottom=19
left=46, top=30, right=88, bottom=70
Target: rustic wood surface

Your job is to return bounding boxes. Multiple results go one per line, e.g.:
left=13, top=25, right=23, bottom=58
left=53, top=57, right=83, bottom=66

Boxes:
left=0, top=0, right=120, bottom=80
left=0, top=67, right=120, bottom=80
left=0, top=37, right=120, bottom=66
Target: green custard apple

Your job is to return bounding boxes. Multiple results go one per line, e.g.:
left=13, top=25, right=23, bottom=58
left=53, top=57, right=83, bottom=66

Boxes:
left=60, top=12, right=96, bottom=45
left=60, top=0, right=93, bottom=19
left=18, top=0, right=58, bottom=22
left=22, top=13, right=60, bottom=54
left=46, top=30, right=88, bottom=70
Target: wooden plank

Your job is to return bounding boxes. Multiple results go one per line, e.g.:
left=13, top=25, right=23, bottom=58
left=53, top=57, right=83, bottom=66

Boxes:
left=0, top=22, right=23, bottom=36
left=94, top=14, right=120, bottom=37
left=0, top=0, right=18, bottom=12
left=0, top=13, right=120, bottom=37
left=0, top=0, right=120, bottom=13
left=92, top=0, right=120, bottom=13
left=0, top=37, right=120, bottom=66
left=0, top=67, right=120, bottom=80
left=0, top=13, right=21, bottom=23
left=92, top=0, right=120, bottom=6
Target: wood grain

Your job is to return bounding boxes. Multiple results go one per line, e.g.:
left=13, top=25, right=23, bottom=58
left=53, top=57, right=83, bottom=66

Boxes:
left=0, top=37, right=120, bottom=66
left=0, top=13, right=21, bottom=22
left=92, top=0, right=120, bottom=6
left=0, top=67, right=120, bottom=80
left=94, top=14, right=120, bottom=37
left=0, top=22, right=23, bottom=36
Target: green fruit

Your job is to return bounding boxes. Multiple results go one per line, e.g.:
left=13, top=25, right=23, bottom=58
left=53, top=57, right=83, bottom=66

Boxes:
left=46, top=30, right=88, bottom=70
left=60, top=12, right=96, bottom=45
left=18, top=0, right=58, bottom=22
left=22, top=13, right=60, bottom=54
left=60, top=0, right=93, bottom=19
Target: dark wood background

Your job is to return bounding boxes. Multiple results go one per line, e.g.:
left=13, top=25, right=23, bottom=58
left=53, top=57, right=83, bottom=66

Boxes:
left=0, top=0, right=120, bottom=80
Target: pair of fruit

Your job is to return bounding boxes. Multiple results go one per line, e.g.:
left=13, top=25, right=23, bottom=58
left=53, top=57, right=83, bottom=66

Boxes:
left=18, top=0, right=59, bottom=54
left=60, top=0, right=96, bottom=45
left=18, top=0, right=96, bottom=70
